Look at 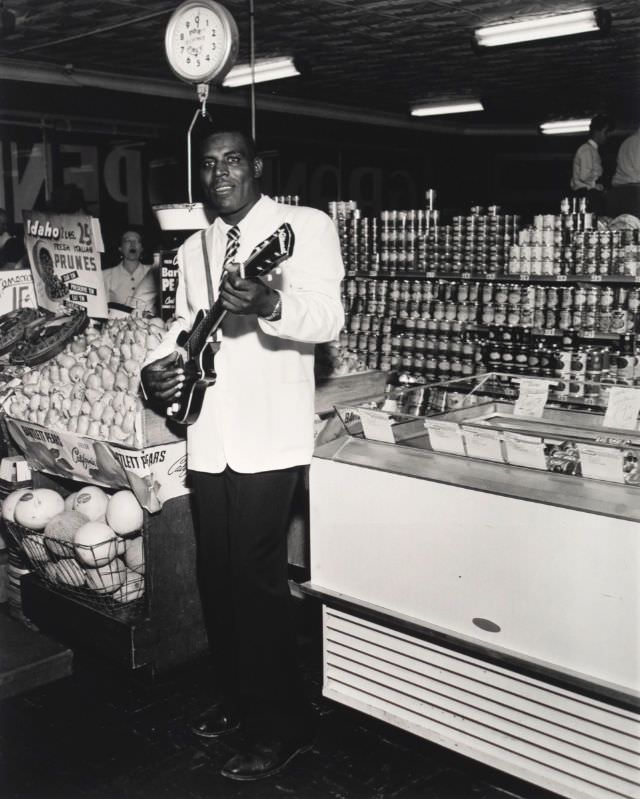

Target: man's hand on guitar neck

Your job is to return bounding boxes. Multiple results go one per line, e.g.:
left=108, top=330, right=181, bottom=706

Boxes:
left=140, top=351, right=185, bottom=405
left=220, top=271, right=280, bottom=319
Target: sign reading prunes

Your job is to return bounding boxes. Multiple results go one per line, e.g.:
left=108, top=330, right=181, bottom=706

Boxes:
left=22, top=211, right=108, bottom=318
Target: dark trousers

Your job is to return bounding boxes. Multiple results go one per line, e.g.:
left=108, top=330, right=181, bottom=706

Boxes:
left=191, top=466, right=314, bottom=743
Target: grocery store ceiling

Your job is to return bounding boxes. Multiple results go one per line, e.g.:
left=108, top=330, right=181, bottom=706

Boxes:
left=0, top=0, right=639, bottom=135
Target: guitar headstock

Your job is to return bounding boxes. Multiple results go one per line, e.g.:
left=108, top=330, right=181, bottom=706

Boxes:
left=242, top=223, right=295, bottom=280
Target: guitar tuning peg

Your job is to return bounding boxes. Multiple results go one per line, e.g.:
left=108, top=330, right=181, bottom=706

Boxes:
left=275, top=267, right=282, bottom=275
left=266, top=274, right=273, bottom=282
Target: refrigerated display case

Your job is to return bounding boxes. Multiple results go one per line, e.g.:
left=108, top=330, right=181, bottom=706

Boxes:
left=305, top=372, right=640, bottom=799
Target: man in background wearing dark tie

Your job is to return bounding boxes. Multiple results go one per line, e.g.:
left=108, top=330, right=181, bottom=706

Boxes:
left=141, top=130, right=344, bottom=780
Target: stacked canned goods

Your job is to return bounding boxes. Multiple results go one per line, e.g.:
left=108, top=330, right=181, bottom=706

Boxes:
left=273, top=195, right=300, bottom=205
left=478, top=282, right=639, bottom=334
left=419, top=208, right=519, bottom=276
left=379, top=209, right=428, bottom=273
left=508, top=217, right=640, bottom=278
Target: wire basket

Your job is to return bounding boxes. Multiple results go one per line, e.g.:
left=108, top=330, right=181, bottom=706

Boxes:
left=7, top=520, right=147, bottom=615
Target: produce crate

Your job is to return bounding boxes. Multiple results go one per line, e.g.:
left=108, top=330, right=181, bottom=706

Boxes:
left=7, top=520, right=146, bottom=615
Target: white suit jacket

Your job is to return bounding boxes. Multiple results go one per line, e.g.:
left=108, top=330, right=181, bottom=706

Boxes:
left=144, top=196, right=345, bottom=473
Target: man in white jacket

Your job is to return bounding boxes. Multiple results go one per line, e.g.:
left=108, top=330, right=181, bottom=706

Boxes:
left=141, top=129, right=344, bottom=780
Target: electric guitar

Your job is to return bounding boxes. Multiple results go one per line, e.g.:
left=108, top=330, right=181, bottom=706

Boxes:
left=166, top=223, right=295, bottom=425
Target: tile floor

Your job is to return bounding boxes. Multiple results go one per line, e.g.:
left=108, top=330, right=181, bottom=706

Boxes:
left=0, top=598, right=563, bottom=799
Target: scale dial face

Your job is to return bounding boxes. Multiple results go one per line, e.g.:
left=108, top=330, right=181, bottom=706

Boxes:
left=164, top=0, right=238, bottom=84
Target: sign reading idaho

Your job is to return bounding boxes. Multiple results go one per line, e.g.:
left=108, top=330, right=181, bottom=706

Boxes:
left=22, top=211, right=108, bottom=318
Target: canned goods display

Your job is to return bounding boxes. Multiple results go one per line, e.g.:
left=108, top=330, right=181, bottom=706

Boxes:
left=336, top=199, right=638, bottom=389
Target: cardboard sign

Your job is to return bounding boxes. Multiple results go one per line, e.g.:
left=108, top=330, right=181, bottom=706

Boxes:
left=0, top=269, right=37, bottom=314
left=4, top=415, right=188, bottom=512
left=462, top=427, right=504, bottom=463
left=22, top=211, right=108, bottom=318
left=359, top=408, right=395, bottom=443
left=159, top=248, right=179, bottom=322
left=503, top=432, right=547, bottom=470
left=603, top=386, right=640, bottom=430
left=424, top=420, right=466, bottom=456
left=578, top=444, right=625, bottom=484
left=514, top=378, right=549, bottom=418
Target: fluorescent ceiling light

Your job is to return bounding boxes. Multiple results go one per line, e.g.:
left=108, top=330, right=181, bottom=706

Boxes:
left=540, top=118, right=592, bottom=135
left=475, top=9, right=602, bottom=47
left=222, top=56, right=299, bottom=88
left=411, top=100, right=484, bottom=117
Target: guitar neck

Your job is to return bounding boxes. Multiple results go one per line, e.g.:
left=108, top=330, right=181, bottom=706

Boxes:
left=185, top=299, right=228, bottom=358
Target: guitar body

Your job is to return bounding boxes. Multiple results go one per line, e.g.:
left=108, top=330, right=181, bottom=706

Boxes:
left=170, top=313, right=219, bottom=425
left=165, top=223, right=295, bottom=426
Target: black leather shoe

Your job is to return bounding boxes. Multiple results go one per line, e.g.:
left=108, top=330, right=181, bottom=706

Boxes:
left=220, top=737, right=314, bottom=781
left=190, top=705, right=240, bottom=738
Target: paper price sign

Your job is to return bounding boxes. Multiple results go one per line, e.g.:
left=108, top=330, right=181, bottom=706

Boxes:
left=0, top=269, right=36, bottom=314
left=424, top=420, right=466, bottom=456
left=577, top=444, right=625, bottom=484
left=359, top=409, right=395, bottom=443
left=23, top=211, right=108, bottom=318
left=462, top=427, right=504, bottom=463
left=603, top=386, right=640, bottom=430
left=503, top=432, right=547, bottom=470
left=514, top=378, right=549, bottom=418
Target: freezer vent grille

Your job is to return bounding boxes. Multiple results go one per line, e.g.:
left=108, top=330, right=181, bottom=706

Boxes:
left=323, top=608, right=640, bottom=799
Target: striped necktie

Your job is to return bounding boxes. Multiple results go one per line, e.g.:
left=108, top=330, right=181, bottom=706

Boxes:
left=223, top=225, right=240, bottom=269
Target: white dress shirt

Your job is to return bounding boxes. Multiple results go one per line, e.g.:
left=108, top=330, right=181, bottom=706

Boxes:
left=571, top=139, right=602, bottom=191
left=144, top=195, right=345, bottom=474
left=612, top=129, right=640, bottom=186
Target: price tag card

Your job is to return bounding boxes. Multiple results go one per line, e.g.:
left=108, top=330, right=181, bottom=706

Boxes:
left=578, top=444, right=625, bottom=484
left=424, top=420, right=466, bottom=456
left=503, top=432, right=547, bottom=470
left=359, top=409, right=395, bottom=443
left=514, top=379, right=550, bottom=418
left=462, top=427, right=504, bottom=463
left=603, top=386, right=640, bottom=430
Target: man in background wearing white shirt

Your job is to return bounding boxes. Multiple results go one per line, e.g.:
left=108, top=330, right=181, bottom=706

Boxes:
left=607, top=126, right=640, bottom=219
left=141, top=130, right=344, bottom=781
left=570, top=114, right=612, bottom=215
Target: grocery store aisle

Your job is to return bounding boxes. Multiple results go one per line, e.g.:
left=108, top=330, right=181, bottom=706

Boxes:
left=0, top=597, right=561, bottom=799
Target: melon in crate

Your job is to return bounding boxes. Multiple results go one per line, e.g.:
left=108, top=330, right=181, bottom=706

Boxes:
left=54, top=558, right=86, bottom=587
left=2, top=487, right=32, bottom=523
left=73, top=486, right=109, bottom=522
left=44, top=510, right=88, bottom=558
left=123, top=535, right=145, bottom=574
left=112, top=568, right=145, bottom=604
left=85, top=559, right=126, bottom=594
left=106, top=490, right=143, bottom=536
left=73, top=521, right=119, bottom=568
left=13, top=488, right=65, bottom=531
left=22, top=533, right=49, bottom=564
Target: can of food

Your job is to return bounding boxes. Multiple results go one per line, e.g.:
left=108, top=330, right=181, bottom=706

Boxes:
left=545, top=309, right=558, bottom=329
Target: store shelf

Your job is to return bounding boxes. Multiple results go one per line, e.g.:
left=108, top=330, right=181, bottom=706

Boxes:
left=349, top=271, right=640, bottom=285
